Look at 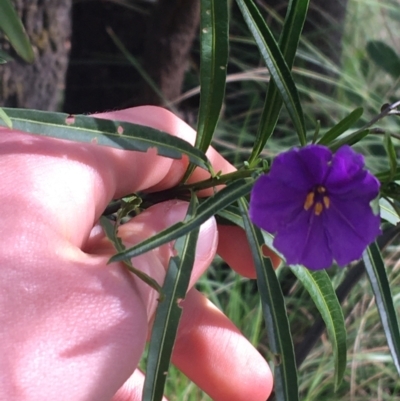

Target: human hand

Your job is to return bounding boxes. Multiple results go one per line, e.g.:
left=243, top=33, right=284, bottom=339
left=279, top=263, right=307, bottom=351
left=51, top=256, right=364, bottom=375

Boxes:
left=0, top=106, right=276, bottom=401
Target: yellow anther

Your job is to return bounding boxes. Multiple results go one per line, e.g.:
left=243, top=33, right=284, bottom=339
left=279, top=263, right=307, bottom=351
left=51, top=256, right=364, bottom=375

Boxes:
left=317, top=186, right=326, bottom=194
left=314, top=202, right=323, bottom=216
left=304, top=192, right=315, bottom=210
left=323, top=196, right=330, bottom=209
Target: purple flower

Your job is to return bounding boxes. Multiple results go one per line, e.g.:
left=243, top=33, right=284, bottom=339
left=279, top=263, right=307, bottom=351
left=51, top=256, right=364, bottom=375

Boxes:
left=249, top=145, right=381, bottom=270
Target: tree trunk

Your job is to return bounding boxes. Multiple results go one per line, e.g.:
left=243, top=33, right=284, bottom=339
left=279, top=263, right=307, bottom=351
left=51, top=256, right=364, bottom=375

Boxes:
left=63, top=0, right=200, bottom=114
left=0, top=0, right=72, bottom=111
left=140, top=0, right=200, bottom=106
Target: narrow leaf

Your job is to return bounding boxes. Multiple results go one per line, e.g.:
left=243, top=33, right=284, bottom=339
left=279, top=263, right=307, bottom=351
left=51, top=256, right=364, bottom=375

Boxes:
left=317, top=107, right=364, bottom=145
left=0, top=108, right=210, bottom=171
left=100, top=216, right=163, bottom=295
left=216, top=204, right=244, bottom=227
left=0, top=108, right=12, bottom=128
left=290, top=266, right=347, bottom=389
left=363, top=242, right=400, bottom=375
left=329, top=129, right=370, bottom=151
left=236, top=0, right=306, bottom=147
left=366, top=40, right=400, bottom=78
left=380, top=198, right=400, bottom=226
left=143, top=197, right=200, bottom=401
left=110, top=179, right=254, bottom=263
left=184, top=0, right=229, bottom=180
left=239, top=198, right=299, bottom=401
left=196, top=0, right=229, bottom=152
left=250, top=0, right=310, bottom=162
left=0, top=0, right=34, bottom=62
left=376, top=167, right=400, bottom=183
left=384, top=132, right=398, bottom=181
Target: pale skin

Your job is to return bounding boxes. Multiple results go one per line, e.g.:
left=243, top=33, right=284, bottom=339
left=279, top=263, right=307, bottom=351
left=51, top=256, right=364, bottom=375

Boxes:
left=0, top=106, right=278, bottom=401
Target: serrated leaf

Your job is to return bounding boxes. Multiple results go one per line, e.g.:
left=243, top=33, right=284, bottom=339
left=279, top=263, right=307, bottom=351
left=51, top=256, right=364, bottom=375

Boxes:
left=250, top=0, right=309, bottom=162
left=317, top=107, right=364, bottom=146
left=366, top=40, right=400, bottom=78
left=143, top=196, right=199, bottom=401
left=0, top=0, right=34, bottom=62
left=109, top=179, right=254, bottom=263
left=239, top=197, right=298, bottom=401
left=363, top=242, right=400, bottom=376
left=290, top=266, right=346, bottom=389
left=236, top=0, right=306, bottom=148
left=0, top=108, right=210, bottom=171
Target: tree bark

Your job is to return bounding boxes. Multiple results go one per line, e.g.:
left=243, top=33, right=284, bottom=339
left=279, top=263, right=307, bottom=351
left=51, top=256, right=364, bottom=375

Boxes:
left=0, top=0, right=72, bottom=111
left=63, top=0, right=200, bottom=114
left=140, top=0, right=200, bottom=106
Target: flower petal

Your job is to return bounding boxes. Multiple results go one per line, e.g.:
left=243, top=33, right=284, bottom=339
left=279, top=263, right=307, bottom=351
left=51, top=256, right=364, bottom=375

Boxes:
left=250, top=144, right=381, bottom=271
left=325, top=198, right=381, bottom=266
left=325, top=146, right=380, bottom=201
left=273, top=210, right=334, bottom=270
left=249, top=175, right=306, bottom=232
left=268, top=145, right=332, bottom=190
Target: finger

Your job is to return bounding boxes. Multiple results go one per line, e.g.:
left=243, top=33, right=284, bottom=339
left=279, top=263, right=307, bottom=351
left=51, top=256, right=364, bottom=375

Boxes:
left=0, top=249, right=149, bottom=400
left=0, top=106, right=235, bottom=248
left=112, top=370, right=168, bottom=401
left=85, top=200, right=219, bottom=319
left=217, top=225, right=281, bottom=278
left=98, top=107, right=237, bottom=193
left=172, top=289, right=273, bottom=401
left=0, top=200, right=217, bottom=400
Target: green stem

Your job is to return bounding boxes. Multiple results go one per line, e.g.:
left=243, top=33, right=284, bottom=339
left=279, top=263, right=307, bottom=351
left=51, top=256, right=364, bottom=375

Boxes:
left=351, top=100, right=400, bottom=137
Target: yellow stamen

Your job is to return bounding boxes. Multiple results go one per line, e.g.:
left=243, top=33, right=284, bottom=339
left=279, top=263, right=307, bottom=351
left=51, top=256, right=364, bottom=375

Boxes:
left=304, top=192, right=315, bottom=210
left=314, top=202, right=323, bottom=216
left=323, top=196, right=330, bottom=209
left=317, top=186, right=326, bottom=194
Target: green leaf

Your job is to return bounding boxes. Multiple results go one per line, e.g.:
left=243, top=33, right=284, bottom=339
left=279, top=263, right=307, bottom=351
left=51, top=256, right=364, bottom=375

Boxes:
left=99, top=216, right=163, bottom=295
left=329, top=129, right=370, bottom=151
left=366, top=40, right=400, bottom=78
left=384, top=132, right=398, bottom=181
left=239, top=198, right=299, bottom=401
left=290, top=266, right=347, bottom=390
left=184, top=0, right=229, bottom=180
left=236, top=0, right=306, bottom=148
left=363, top=242, right=400, bottom=376
left=317, top=107, right=364, bottom=146
left=196, top=0, right=229, bottom=152
left=380, top=198, right=400, bottom=226
left=216, top=204, right=244, bottom=227
left=109, top=179, right=254, bottom=263
left=250, top=0, right=310, bottom=163
left=0, top=108, right=210, bottom=171
left=376, top=168, right=400, bottom=183
left=0, top=108, right=12, bottom=128
left=0, top=0, right=34, bottom=63
left=143, top=196, right=200, bottom=401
